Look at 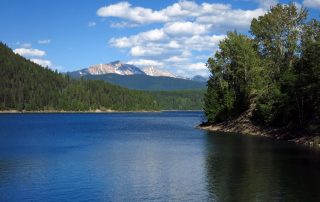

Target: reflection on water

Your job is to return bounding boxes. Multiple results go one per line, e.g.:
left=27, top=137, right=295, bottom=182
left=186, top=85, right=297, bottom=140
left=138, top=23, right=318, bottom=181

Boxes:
left=204, top=132, right=320, bottom=201
left=0, top=112, right=320, bottom=201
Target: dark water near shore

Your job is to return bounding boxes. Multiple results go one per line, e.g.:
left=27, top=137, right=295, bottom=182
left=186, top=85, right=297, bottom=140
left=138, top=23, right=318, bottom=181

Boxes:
left=0, top=112, right=319, bottom=201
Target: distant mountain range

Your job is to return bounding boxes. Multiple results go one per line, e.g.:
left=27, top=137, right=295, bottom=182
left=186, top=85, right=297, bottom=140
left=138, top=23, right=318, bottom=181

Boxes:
left=68, top=61, right=177, bottom=78
left=67, top=61, right=208, bottom=91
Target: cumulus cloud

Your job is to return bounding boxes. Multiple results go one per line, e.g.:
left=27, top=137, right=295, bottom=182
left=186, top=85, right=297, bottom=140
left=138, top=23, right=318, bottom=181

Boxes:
left=184, top=35, right=226, bottom=51
left=130, top=46, right=166, bottom=57
left=128, top=59, right=164, bottom=67
left=30, top=58, right=52, bottom=67
left=139, top=29, right=167, bottom=41
left=188, top=62, right=207, bottom=71
left=97, top=1, right=265, bottom=29
left=164, top=22, right=210, bottom=35
left=174, top=62, right=210, bottom=77
left=303, top=0, right=320, bottom=8
left=99, top=0, right=272, bottom=76
left=97, top=2, right=168, bottom=24
left=38, top=39, right=51, bottom=44
left=14, top=48, right=46, bottom=57
left=110, top=21, right=139, bottom=28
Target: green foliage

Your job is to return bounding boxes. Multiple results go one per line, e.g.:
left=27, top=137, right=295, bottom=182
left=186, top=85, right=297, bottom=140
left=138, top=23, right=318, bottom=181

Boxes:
left=0, top=42, right=204, bottom=111
left=204, top=31, right=261, bottom=122
left=80, top=74, right=206, bottom=91
left=150, top=90, right=204, bottom=110
left=204, top=3, right=320, bottom=131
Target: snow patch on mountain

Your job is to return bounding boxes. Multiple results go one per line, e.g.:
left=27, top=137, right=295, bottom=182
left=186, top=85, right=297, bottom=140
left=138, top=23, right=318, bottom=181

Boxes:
left=88, top=61, right=145, bottom=75
left=142, top=66, right=176, bottom=78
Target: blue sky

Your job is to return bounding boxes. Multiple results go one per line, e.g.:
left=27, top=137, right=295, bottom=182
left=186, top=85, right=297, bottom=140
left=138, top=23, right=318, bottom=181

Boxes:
left=0, top=0, right=319, bottom=77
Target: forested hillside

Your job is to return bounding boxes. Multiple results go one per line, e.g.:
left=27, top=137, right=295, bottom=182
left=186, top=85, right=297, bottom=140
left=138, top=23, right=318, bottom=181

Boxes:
left=0, top=43, right=158, bottom=111
left=73, top=73, right=206, bottom=91
left=0, top=43, right=204, bottom=111
left=150, top=90, right=205, bottom=110
left=204, top=4, right=320, bottom=133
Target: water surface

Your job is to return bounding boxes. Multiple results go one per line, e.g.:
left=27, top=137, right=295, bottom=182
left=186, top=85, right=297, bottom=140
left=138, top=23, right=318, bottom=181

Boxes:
left=0, top=112, right=319, bottom=201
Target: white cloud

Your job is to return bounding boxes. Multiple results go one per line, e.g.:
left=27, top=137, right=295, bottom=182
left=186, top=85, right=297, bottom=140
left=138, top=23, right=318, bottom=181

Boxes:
left=303, top=0, right=320, bottom=8
left=30, top=58, right=52, bottom=67
left=109, top=37, right=133, bottom=48
left=188, top=62, right=207, bottom=71
left=109, top=28, right=167, bottom=48
left=97, top=1, right=266, bottom=30
left=130, top=46, right=165, bottom=57
left=128, top=59, right=164, bottom=67
left=258, top=0, right=278, bottom=9
left=167, top=40, right=180, bottom=49
left=140, top=29, right=167, bottom=41
left=165, top=56, right=189, bottom=63
left=196, top=8, right=265, bottom=30
left=14, top=48, right=46, bottom=57
left=184, top=35, right=226, bottom=51
left=164, top=22, right=210, bottom=35
left=169, top=61, right=210, bottom=77
left=130, top=46, right=146, bottom=56
left=38, top=39, right=51, bottom=44
left=110, top=21, right=139, bottom=28
left=97, top=2, right=168, bottom=24
left=101, top=1, right=272, bottom=76
left=88, top=22, right=96, bottom=27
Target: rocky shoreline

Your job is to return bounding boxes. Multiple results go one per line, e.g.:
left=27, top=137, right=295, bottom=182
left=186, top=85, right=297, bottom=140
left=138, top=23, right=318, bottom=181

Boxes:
left=198, top=108, right=320, bottom=149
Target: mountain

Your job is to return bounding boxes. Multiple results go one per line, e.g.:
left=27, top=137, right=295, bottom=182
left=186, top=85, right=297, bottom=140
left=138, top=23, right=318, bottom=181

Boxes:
left=0, top=42, right=204, bottom=110
left=80, top=74, right=206, bottom=91
left=67, top=62, right=206, bottom=91
left=191, top=75, right=208, bottom=82
left=68, top=61, right=178, bottom=78
left=142, top=66, right=176, bottom=77
left=69, top=61, right=146, bottom=78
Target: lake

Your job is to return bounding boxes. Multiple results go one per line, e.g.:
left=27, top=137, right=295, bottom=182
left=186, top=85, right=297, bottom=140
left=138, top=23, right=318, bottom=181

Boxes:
left=0, top=112, right=319, bottom=201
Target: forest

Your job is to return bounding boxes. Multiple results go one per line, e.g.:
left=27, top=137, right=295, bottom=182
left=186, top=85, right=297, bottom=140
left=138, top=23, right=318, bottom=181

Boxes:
left=204, top=3, right=319, bottom=133
left=0, top=42, right=203, bottom=111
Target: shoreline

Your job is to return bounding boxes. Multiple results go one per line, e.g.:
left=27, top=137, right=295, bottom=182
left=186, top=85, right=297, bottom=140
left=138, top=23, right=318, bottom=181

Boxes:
left=0, top=109, right=160, bottom=114
left=198, top=122, right=320, bottom=149
left=197, top=107, right=320, bottom=149
left=0, top=109, right=203, bottom=114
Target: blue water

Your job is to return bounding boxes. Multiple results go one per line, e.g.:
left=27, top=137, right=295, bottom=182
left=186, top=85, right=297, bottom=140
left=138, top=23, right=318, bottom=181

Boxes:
left=0, top=112, right=319, bottom=201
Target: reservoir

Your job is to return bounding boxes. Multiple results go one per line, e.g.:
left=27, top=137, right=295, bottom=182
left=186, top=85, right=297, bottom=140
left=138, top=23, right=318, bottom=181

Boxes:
left=0, top=112, right=319, bottom=201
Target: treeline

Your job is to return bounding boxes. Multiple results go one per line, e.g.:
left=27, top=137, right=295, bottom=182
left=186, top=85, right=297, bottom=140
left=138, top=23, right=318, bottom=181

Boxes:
left=150, top=90, right=204, bottom=110
left=0, top=42, right=203, bottom=111
left=204, top=4, right=319, bottom=132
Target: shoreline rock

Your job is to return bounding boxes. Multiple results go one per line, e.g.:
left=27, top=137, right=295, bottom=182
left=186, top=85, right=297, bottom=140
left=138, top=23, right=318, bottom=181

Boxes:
left=197, top=107, right=320, bottom=149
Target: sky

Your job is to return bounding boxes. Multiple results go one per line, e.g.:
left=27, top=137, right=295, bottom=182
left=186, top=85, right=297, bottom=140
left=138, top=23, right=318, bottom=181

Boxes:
left=0, top=0, right=319, bottom=77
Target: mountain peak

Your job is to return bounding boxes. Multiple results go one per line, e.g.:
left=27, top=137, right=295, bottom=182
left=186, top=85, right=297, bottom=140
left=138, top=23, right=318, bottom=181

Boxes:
left=68, top=61, right=178, bottom=78
left=85, top=61, right=145, bottom=75
left=142, top=66, right=176, bottom=78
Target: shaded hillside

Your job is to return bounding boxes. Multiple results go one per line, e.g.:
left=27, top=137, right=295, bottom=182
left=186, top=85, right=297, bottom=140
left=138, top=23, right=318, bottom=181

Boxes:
left=0, top=42, right=158, bottom=111
left=78, top=74, right=206, bottom=91
left=0, top=42, right=204, bottom=111
left=150, top=90, right=205, bottom=110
